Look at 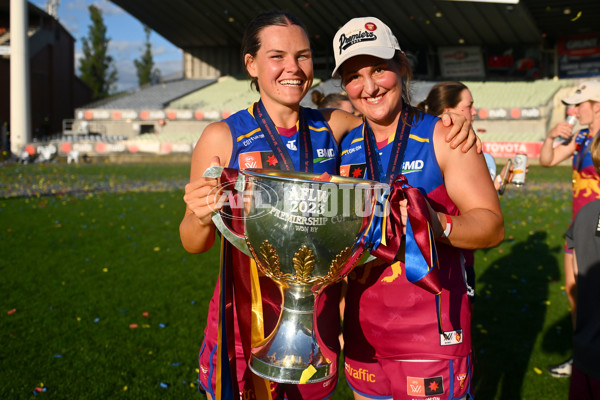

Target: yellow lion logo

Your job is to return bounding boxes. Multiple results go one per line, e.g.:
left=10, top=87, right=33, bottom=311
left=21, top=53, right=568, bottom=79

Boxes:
left=572, top=170, right=600, bottom=199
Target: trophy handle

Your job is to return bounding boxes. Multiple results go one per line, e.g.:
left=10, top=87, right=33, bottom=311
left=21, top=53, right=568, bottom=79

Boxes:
left=203, top=165, right=251, bottom=256
left=211, top=212, right=251, bottom=257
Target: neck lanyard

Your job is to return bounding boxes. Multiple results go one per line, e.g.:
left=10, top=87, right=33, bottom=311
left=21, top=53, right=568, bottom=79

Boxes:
left=363, top=108, right=411, bottom=184
left=576, top=129, right=599, bottom=172
left=253, top=100, right=313, bottom=172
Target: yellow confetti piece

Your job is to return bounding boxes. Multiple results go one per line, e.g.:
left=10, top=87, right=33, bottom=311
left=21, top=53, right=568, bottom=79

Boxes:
left=148, top=351, right=153, bottom=355
left=545, top=300, right=551, bottom=306
left=61, top=281, right=66, bottom=286
left=77, top=317, right=81, bottom=322
left=299, top=364, right=317, bottom=384
left=571, top=11, right=582, bottom=21
left=39, top=383, right=44, bottom=388
left=153, top=247, right=160, bottom=252
left=123, top=386, right=128, bottom=391
left=533, top=367, right=542, bottom=374
left=103, top=268, right=108, bottom=273
left=142, top=324, right=150, bottom=328
left=196, top=368, right=200, bottom=373
left=190, top=382, right=195, bottom=388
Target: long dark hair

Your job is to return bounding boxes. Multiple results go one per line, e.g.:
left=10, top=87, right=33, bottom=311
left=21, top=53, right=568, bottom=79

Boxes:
left=241, top=10, right=309, bottom=91
left=417, top=81, right=468, bottom=116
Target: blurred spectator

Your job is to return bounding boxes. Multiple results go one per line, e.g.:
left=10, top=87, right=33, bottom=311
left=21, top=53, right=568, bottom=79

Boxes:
left=564, top=133, right=600, bottom=399
left=540, top=81, right=600, bottom=378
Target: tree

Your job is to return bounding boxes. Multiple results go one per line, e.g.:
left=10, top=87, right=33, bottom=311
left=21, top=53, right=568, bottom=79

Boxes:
left=134, top=26, right=161, bottom=87
left=78, top=5, right=118, bottom=100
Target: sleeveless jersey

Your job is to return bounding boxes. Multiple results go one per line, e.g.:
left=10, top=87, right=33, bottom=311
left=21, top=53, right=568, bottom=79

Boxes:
left=572, top=129, right=600, bottom=217
left=226, top=105, right=338, bottom=173
left=339, top=111, right=472, bottom=359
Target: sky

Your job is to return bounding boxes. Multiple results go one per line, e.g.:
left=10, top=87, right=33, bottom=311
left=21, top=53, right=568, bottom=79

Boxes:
left=30, top=0, right=183, bottom=91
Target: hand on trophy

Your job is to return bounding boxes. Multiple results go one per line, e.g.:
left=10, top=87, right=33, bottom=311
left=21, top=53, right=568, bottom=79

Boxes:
left=183, top=156, right=224, bottom=226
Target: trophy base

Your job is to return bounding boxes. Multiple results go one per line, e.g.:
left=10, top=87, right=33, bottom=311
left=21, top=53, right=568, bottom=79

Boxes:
left=248, top=284, right=334, bottom=384
left=249, top=354, right=331, bottom=384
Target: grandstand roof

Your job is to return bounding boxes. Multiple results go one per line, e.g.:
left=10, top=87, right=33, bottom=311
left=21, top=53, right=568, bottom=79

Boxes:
left=110, top=0, right=600, bottom=59
left=87, top=78, right=215, bottom=110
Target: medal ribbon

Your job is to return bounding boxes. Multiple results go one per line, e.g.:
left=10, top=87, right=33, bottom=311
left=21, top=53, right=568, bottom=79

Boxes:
left=214, top=167, right=271, bottom=399
left=359, top=111, right=445, bottom=335
left=576, top=129, right=599, bottom=172
left=363, top=108, right=411, bottom=185
left=254, top=100, right=313, bottom=172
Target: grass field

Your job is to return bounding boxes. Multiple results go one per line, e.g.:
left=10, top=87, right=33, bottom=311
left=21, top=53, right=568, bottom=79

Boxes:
left=0, top=162, right=573, bottom=399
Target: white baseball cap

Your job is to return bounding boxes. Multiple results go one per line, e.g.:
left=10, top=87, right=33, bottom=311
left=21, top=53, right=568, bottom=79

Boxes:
left=332, top=17, right=401, bottom=78
left=562, top=81, right=600, bottom=105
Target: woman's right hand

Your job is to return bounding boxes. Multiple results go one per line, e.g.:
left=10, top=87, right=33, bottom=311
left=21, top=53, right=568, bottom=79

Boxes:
left=183, top=157, right=223, bottom=226
left=547, top=122, right=573, bottom=141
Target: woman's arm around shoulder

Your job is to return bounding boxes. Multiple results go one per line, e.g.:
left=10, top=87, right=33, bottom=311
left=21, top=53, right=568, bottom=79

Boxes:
left=432, top=121, right=504, bottom=249
left=179, top=121, right=233, bottom=254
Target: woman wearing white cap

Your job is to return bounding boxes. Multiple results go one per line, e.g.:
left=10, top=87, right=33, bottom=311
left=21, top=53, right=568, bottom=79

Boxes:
left=540, top=80, right=600, bottom=379
left=332, top=17, right=504, bottom=399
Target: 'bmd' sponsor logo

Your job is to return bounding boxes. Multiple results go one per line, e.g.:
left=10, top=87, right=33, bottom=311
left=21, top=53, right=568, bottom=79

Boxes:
left=338, top=31, right=376, bottom=54
left=317, top=148, right=335, bottom=158
left=402, top=159, right=424, bottom=173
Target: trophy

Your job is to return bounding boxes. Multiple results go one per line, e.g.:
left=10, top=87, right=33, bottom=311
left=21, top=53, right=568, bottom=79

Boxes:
left=204, top=167, right=382, bottom=384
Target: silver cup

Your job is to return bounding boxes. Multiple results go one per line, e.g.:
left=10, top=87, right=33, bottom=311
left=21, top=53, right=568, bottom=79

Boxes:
left=204, top=167, right=383, bottom=384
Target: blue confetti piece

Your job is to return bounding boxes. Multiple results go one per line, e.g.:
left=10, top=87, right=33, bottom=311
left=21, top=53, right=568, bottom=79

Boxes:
left=191, top=300, right=196, bottom=305
left=171, top=362, right=180, bottom=367
left=160, top=382, right=169, bottom=388
left=159, top=323, right=166, bottom=328
left=120, top=309, right=127, bottom=313
left=94, top=318, right=100, bottom=323
left=54, top=354, right=63, bottom=358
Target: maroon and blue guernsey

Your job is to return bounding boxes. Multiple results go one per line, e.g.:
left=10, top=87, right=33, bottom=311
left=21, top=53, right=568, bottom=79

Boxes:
left=572, top=129, right=600, bottom=218
left=339, top=111, right=472, bottom=360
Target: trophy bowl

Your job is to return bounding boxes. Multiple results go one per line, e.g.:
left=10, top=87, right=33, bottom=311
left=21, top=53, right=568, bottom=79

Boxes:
left=208, top=168, right=384, bottom=384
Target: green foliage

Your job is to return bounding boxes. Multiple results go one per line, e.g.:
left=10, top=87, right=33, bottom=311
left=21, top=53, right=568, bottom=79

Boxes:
left=0, top=163, right=574, bottom=399
left=134, top=26, right=161, bottom=87
left=78, top=5, right=118, bottom=100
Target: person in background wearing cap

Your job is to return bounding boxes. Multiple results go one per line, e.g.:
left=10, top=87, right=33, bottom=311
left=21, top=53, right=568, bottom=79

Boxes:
left=539, top=80, right=600, bottom=379
left=179, top=10, right=479, bottom=400
left=332, top=17, right=504, bottom=400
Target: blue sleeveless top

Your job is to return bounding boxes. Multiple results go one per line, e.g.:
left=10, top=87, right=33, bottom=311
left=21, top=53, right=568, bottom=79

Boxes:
left=339, top=112, right=448, bottom=197
left=225, top=104, right=338, bottom=174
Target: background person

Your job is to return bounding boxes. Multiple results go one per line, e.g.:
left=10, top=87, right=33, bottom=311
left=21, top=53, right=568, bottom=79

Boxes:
left=564, top=133, right=600, bottom=399
left=539, top=81, right=600, bottom=378
left=332, top=17, right=504, bottom=400
left=417, top=81, right=517, bottom=193
left=311, top=90, right=356, bottom=115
